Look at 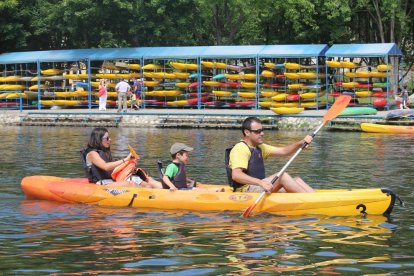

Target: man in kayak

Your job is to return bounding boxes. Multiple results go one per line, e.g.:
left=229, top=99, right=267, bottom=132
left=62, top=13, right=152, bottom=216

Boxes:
left=226, top=116, right=314, bottom=193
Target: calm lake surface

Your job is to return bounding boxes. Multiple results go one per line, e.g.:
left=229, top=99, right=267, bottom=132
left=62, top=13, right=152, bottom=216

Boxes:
left=0, top=125, right=413, bottom=274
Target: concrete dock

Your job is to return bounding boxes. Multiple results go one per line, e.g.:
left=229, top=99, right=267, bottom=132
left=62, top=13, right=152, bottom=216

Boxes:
left=1, top=107, right=402, bottom=131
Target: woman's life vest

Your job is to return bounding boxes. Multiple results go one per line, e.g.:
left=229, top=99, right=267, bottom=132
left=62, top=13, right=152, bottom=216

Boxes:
left=80, top=148, right=113, bottom=183
left=225, top=142, right=266, bottom=191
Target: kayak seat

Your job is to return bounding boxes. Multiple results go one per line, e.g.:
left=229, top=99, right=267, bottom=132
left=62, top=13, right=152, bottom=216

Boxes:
left=79, top=148, right=93, bottom=182
left=157, top=160, right=172, bottom=189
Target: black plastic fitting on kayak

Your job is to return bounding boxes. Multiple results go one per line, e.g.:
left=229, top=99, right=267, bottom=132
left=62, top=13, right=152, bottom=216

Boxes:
left=381, top=188, right=404, bottom=216
left=127, top=193, right=137, bottom=207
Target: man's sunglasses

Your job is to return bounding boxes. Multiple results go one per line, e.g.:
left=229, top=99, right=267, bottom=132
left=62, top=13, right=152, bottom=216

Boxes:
left=249, top=128, right=264, bottom=134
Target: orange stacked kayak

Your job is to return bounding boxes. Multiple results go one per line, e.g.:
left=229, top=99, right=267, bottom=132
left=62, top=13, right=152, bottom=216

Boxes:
left=21, top=176, right=398, bottom=216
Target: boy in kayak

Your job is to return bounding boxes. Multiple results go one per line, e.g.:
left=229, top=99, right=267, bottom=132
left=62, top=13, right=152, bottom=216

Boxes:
left=160, top=143, right=224, bottom=192
left=161, top=143, right=196, bottom=191
left=226, top=116, right=314, bottom=193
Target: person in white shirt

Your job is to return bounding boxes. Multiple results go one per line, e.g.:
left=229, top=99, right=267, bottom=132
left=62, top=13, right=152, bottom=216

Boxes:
left=115, top=79, right=130, bottom=112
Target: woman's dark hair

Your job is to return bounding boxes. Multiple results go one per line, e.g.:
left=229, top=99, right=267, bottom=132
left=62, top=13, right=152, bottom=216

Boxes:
left=241, top=116, right=261, bottom=136
left=87, top=127, right=112, bottom=160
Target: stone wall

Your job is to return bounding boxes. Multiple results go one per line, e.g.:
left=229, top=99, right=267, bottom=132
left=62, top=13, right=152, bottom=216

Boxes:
left=0, top=112, right=329, bottom=130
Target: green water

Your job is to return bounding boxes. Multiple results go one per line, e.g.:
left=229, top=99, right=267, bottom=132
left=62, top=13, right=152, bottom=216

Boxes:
left=0, top=126, right=413, bottom=274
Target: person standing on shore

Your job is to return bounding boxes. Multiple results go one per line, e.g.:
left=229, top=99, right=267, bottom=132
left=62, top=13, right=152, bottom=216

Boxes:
left=400, top=85, right=410, bottom=109
left=98, top=79, right=107, bottom=111
left=131, top=77, right=143, bottom=110
left=226, top=116, right=314, bottom=193
left=115, top=78, right=130, bottom=112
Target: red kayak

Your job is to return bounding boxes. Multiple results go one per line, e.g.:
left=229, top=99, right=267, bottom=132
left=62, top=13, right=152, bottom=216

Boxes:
left=220, top=82, right=240, bottom=88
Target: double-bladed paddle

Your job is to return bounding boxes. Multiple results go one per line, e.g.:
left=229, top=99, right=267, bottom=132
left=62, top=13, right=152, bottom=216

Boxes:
left=242, top=95, right=352, bottom=217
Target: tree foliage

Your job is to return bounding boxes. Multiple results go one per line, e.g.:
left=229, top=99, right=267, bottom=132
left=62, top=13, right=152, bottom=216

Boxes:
left=0, top=0, right=413, bottom=71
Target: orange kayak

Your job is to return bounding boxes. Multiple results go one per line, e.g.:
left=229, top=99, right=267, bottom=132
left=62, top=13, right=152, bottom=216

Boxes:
left=21, top=175, right=398, bottom=217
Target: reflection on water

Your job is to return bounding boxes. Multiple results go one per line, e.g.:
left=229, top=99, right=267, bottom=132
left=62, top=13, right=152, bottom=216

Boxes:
left=0, top=126, right=413, bottom=274
left=3, top=200, right=398, bottom=274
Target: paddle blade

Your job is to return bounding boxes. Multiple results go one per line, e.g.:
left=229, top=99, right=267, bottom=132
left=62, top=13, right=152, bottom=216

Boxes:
left=128, top=144, right=140, bottom=160
left=242, top=203, right=257, bottom=217
left=241, top=192, right=266, bottom=217
left=323, top=95, right=352, bottom=124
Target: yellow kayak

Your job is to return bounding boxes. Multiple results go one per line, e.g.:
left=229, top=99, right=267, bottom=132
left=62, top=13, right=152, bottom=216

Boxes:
left=271, top=107, right=304, bottom=114
left=238, top=92, right=256, bottom=99
left=142, top=64, right=162, bottom=70
left=173, top=72, right=191, bottom=79
left=212, top=91, right=232, bottom=97
left=361, top=123, right=414, bottom=134
left=170, top=62, right=198, bottom=70
left=63, top=73, right=90, bottom=80
left=240, top=82, right=256, bottom=88
left=261, top=70, right=274, bottom=78
left=153, top=90, right=182, bottom=97
left=41, top=69, right=64, bottom=75
left=261, top=91, right=279, bottom=98
left=21, top=176, right=398, bottom=217
left=377, top=64, right=392, bottom=72
left=284, top=62, right=301, bottom=70
left=128, top=64, right=141, bottom=70
left=203, top=81, right=221, bottom=87
left=326, top=61, right=341, bottom=68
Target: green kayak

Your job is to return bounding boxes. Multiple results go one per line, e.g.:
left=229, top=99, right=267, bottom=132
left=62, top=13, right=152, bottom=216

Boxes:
left=339, top=107, right=378, bottom=116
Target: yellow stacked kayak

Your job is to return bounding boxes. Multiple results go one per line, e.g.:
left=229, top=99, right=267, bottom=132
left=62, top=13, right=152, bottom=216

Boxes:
left=271, top=107, right=304, bottom=114
left=21, top=176, right=397, bottom=216
left=361, top=123, right=414, bottom=134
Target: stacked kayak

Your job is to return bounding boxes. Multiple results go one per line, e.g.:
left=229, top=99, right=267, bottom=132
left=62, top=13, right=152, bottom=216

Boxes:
left=21, top=175, right=398, bottom=216
left=361, top=123, right=414, bottom=134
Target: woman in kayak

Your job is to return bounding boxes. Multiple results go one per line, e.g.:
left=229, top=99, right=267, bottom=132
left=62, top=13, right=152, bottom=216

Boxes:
left=84, top=127, right=162, bottom=188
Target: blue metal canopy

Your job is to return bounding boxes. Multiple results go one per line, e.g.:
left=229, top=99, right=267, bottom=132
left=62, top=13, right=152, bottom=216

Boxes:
left=259, top=44, right=329, bottom=58
left=0, top=43, right=404, bottom=64
left=200, top=45, right=266, bottom=58
left=0, top=51, right=40, bottom=64
left=74, top=48, right=149, bottom=61
left=143, top=46, right=208, bottom=59
left=325, top=43, right=403, bottom=57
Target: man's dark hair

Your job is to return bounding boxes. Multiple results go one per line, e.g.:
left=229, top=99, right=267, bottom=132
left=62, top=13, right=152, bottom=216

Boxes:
left=241, top=116, right=261, bottom=136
